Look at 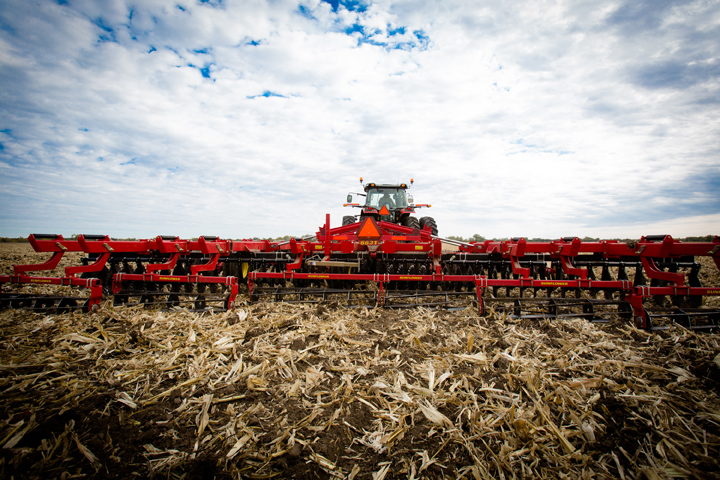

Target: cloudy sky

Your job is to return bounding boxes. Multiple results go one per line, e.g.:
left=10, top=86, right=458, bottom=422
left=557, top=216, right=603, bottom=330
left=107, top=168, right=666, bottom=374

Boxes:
left=1, top=0, right=719, bottom=241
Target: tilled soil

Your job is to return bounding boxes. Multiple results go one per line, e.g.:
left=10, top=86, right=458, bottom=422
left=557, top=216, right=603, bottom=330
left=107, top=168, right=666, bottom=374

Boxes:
left=1, top=244, right=719, bottom=479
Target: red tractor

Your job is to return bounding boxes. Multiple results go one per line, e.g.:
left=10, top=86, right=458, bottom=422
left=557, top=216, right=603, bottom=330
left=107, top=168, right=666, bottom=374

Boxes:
left=343, top=178, right=438, bottom=236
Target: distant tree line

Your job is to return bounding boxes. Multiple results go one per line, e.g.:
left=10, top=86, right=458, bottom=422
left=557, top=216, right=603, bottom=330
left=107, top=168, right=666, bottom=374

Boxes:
left=446, top=234, right=487, bottom=243
left=1, top=234, right=717, bottom=243
left=679, top=235, right=716, bottom=242
left=443, top=234, right=718, bottom=243
left=0, top=235, right=306, bottom=242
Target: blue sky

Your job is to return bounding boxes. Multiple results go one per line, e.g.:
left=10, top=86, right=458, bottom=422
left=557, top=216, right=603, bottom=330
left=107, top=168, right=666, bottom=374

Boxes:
left=0, top=0, right=718, bottom=240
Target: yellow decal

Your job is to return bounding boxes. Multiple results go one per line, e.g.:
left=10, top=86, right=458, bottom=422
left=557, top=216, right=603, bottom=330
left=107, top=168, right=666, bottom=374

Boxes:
left=415, top=245, right=424, bottom=250
left=399, top=276, right=423, bottom=280
left=360, top=240, right=378, bottom=245
left=315, top=245, right=323, bottom=249
left=537, top=281, right=570, bottom=287
left=707, top=289, right=720, bottom=294
left=308, top=275, right=330, bottom=279
left=30, top=278, right=52, bottom=283
left=157, top=276, right=183, bottom=281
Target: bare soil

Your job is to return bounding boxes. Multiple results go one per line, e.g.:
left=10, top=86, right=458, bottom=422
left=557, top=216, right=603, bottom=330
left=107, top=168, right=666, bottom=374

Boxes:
left=1, top=244, right=720, bottom=479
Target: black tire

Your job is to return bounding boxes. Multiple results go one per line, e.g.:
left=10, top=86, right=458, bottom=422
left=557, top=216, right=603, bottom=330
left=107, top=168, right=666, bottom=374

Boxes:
left=402, top=215, right=420, bottom=230
left=342, top=215, right=356, bottom=226
left=419, top=216, right=438, bottom=236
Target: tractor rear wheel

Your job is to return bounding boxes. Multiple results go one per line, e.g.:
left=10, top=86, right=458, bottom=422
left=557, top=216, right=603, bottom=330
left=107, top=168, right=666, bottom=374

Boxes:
left=419, top=216, right=438, bottom=236
left=342, top=216, right=356, bottom=226
left=402, top=216, right=420, bottom=230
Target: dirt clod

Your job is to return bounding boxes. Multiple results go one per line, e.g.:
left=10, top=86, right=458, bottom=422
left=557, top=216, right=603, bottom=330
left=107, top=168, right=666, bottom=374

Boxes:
left=0, top=244, right=719, bottom=479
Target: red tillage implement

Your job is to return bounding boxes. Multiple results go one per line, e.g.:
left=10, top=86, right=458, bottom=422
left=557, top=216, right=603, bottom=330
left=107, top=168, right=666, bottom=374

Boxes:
left=0, top=234, right=104, bottom=312
left=2, top=214, right=719, bottom=331
left=0, top=235, right=238, bottom=312
left=247, top=215, right=720, bottom=332
left=110, top=236, right=238, bottom=310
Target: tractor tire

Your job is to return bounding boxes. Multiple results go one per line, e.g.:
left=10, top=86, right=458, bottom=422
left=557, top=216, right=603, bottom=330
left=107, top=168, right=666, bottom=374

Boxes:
left=342, top=215, right=356, bottom=226
left=402, top=216, right=421, bottom=230
left=419, top=216, right=438, bottom=236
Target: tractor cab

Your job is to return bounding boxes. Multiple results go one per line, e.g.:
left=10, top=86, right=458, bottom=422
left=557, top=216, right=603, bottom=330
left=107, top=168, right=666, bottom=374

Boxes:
left=343, top=178, right=438, bottom=235
left=364, top=186, right=410, bottom=213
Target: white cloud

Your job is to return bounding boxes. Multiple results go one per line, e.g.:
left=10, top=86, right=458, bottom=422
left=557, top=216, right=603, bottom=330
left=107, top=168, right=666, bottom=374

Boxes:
left=0, top=0, right=718, bottom=241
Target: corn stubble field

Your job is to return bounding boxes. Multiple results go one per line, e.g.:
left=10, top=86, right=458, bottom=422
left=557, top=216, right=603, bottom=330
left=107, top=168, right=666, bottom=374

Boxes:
left=1, top=243, right=720, bottom=479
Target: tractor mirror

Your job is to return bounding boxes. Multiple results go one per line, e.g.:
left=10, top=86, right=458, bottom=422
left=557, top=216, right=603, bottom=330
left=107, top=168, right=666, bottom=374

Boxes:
left=408, top=195, right=414, bottom=204
left=347, top=194, right=352, bottom=203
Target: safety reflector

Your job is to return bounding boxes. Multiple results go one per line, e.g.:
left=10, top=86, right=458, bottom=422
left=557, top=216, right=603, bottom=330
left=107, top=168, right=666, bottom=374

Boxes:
left=378, top=205, right=390, bottom=216
left=357, top=217, right=383, bottom=240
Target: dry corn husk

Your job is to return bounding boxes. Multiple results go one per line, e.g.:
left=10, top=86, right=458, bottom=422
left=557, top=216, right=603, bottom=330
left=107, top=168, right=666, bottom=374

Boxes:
left=1, top=245, right=719, bottom=478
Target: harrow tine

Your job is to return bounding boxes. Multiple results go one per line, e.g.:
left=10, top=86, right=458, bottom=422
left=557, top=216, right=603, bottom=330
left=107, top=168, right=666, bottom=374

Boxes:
left=56, top=297, right=78, bottom=313
left=168, top=293, right=180, bottom=307
left=194, top=295, right=206, bottom=311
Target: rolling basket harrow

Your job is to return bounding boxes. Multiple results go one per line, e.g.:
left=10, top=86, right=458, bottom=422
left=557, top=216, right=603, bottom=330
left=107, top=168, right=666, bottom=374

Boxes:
left=2, top=179, right=719, bottom=332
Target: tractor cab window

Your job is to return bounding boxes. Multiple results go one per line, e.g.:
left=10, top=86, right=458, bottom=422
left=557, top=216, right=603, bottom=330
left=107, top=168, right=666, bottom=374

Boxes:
left=366, top=188, right=408, bottom=210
